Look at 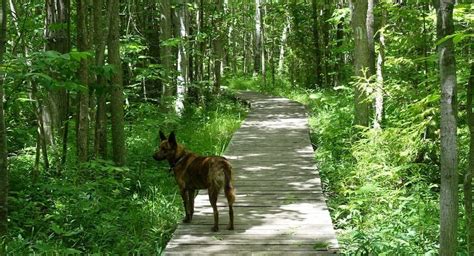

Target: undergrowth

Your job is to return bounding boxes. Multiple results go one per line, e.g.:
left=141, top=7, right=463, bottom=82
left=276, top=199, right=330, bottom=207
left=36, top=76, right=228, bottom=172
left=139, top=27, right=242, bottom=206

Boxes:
left=3, top=93, right=245, bottom=254
left=227, top=76, right=468, bottom=255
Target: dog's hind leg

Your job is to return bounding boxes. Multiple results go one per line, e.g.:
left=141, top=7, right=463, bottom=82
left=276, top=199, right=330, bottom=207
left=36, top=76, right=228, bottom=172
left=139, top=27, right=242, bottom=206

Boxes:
left=225, top=186, right=235, bottom=230
left=208, top=188, right=219, bottom=232
left=180, top=189, right=191, bottom=223
left=223, top=163, right=235, bottom=230
left=187, top=189, right=195, bottom=220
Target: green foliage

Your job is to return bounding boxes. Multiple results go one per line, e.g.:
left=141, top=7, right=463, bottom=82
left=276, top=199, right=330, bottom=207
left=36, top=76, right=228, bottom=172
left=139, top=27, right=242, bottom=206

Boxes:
left=3, top=95, right=245, bottom=254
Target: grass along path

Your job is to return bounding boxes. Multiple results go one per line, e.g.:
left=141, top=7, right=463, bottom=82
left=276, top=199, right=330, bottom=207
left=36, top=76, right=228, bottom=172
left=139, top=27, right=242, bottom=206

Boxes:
left=4, top=94, right=246, bottom=254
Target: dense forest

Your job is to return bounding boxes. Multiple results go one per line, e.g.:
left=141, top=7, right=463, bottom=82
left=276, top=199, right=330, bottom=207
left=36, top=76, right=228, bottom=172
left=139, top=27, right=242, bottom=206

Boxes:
left=0, top=0, right=472, bottom=254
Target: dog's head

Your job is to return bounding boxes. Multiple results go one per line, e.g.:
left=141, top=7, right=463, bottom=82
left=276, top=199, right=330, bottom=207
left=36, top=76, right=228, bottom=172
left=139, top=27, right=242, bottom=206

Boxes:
left=153, top=131, right=179, bottom=162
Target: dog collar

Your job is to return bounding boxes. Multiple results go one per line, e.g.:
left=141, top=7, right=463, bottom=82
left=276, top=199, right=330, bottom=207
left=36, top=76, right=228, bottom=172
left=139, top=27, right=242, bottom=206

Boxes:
left=170, top=154, right=187, bottom=172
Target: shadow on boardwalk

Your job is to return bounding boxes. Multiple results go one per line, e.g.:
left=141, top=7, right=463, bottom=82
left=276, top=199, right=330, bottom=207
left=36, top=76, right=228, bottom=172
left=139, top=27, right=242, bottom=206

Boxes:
left=165, top=91, right=339, bottom=255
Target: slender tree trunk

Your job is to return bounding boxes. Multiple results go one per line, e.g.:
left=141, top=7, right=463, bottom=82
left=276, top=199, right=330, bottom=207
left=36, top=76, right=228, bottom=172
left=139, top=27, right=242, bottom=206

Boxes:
left=213, top=0, right=224, bottom=93
left=142, top=0, right=161, bottom=100
left=465, top=62, right=474, bottom=255
left=93, top=0, right=107, bottom=159
left=76, top=0, right=89, bottom=163
left=188, top=8, right=195, bottom=86
left=311, top=0, right=321, bottom=87
left=422, top=2, right=429, bottom=84
left=160, top=0, right=174, bottom=106
left=11, top=2, right=50, bottom=174
left=0, top=0, right=8, bottom=237
left=366, top=0, right=375, bottom=76
left=260, top=0, right=266, bottom=86
left=108, top=0, right=126, bottom=166
left=436, top=0, right=458, bottom=254
left=31, top=86, right=50, bottom=173
left=322, top=1, right=331, bottom=87
left=335, top=0, right=344, bottom=87
left=175, top=0, right=188, bottom=113
left=350, top=0, right=370, bottom=127
left=254, top=0, right=261, bottom=74
left=277, top=16, right=289, bottom=75
left=373, top=5, right=385, bottom=129
left=59, top=91, right=69, bottom=173
left=199, top=0, right=205, bottom=81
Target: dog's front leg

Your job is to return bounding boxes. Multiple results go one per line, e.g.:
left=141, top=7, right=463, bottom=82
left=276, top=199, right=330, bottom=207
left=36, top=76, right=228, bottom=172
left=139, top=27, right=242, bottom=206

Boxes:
left=180, top=189, right=191, bottom=223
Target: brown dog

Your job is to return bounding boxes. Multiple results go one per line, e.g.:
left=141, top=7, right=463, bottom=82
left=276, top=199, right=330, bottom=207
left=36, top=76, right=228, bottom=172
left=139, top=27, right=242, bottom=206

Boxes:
left=153, top=131, right=235, bottom=232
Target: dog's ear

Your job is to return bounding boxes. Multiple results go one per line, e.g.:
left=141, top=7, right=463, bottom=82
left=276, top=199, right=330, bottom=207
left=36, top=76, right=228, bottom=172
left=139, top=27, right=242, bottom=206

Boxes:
left=159, top=130, right=166, bottom=141
left=169, top=131, right=177, bottom=148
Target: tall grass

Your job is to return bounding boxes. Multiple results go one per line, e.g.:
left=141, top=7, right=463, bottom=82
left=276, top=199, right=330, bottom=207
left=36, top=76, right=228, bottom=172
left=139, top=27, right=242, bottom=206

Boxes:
left=3, top=94, right=245, bottom=254
left=227, top=76, right=468, bottom=255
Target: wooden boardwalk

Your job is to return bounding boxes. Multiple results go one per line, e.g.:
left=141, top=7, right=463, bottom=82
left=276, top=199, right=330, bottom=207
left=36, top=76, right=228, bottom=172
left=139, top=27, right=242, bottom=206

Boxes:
left=165, top=91, right=339, bottom=255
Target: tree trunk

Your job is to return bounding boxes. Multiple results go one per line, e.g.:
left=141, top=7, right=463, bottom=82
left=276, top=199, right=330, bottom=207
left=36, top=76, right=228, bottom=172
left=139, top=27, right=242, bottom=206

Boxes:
left=198, top=0, right=204, bottom=82
left=260, top=0, right=266, bottom=86
left=465, top=62, right=474, bottom=255
left=187, top=0, right=201, bottom=103
left=366, top=0, right=375, bottom=76
left=76, top=0, right=90, bottom=163
left=159, top=0, right=174, bottom=106
left=277, top=16, right=289, bottom=75
left=0, top=0, right=8, bottom=237
left=108, top=0, right=126, bottom=166
left=254, top=0, right=261, bottom=74
left=143, top=0, right=161, bottom=100
left=350, top=0, right=370, bottom=127
left=334, top=0, right=344, bottom=87
left=31, top=85, right=50, bottom=173
left=213, top=0, right=224, bottom=93
left=175, top=0, right=188, bottom=113
left=436, top=0, right=458, bottom=254
left=311, top=0, right=321, bottom=87
left=322, top=1, right=331, bottom=87
left=44, top=0, right=71, bottom=146
left=93, top=0, right=107, bottom=159
left=373, top=5, right=385, bottom=129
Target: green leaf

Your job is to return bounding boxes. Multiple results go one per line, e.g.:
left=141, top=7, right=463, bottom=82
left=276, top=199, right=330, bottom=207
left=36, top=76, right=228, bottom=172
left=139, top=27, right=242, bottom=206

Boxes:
left=51, top=223, right=64, bottom=235
left=69, top=51, right=93, bottom=61
left=60, top=81, right=87, bottom=92
left=436, top=32, right=473, bottom=45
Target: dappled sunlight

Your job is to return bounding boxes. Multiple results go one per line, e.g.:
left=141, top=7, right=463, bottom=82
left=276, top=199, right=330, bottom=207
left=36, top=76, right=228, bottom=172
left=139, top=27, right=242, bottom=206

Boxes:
left=166, top=91, right=339, bottom=254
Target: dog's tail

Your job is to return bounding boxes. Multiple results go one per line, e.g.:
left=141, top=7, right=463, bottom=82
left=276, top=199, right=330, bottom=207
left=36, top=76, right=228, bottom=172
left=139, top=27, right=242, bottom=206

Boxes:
left=222, top=160, right=235, bottom=205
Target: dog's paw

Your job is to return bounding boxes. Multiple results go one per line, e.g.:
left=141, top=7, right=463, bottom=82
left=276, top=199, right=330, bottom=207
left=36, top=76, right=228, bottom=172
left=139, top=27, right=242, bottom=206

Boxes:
left=211, top=226, right=219, bottom=232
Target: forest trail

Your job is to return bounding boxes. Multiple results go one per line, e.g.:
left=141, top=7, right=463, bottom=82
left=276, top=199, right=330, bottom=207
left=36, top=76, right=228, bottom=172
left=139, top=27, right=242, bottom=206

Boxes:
left=165, top=91, right=339, bottom=255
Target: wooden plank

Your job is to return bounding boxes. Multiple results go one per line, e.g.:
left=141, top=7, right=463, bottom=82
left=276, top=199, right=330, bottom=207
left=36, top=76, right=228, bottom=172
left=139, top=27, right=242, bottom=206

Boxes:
left=166, top=251, right=337, bottom=256
left=166, top=244, right=336, bottom=252
left=168, top=238, right=337, bottom=246
left=164, top=91, right=339, bottom=255
left=174, top=223, right=337, bottom=232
